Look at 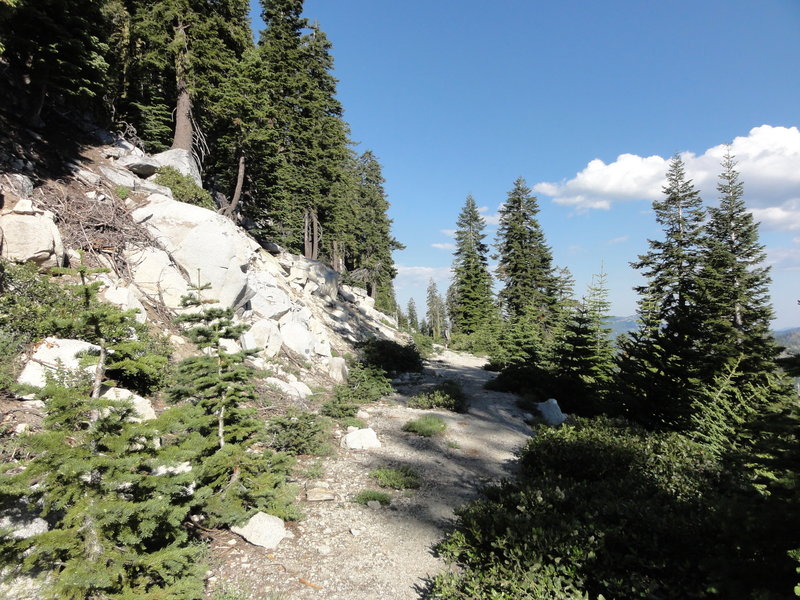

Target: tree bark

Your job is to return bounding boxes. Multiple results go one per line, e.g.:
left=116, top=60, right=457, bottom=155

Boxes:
left=171, top=21, right=193, bottom=151
left=221, top=151, right=245, bottom=218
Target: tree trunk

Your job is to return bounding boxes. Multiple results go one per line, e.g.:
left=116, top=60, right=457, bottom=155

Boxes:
left=171, top=21, right=193, bottom=151
left=221, top=150, right=245, bottom=218
left=304, top=209, right=321, bottom=260
left=331, top=240, right=344, bottom=272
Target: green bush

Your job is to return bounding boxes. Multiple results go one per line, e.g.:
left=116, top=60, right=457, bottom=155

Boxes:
left=411, top=332, right=434, bottom=358
left=345, top=362, right=393, bottom=403
left=154, top=166, right=215, bottom=210
left=369, top=465, right=420, bottom=489
left=359, top=338, right=423, bottom=374
left=353, top=489, right=391, bottom=506
left=431, top=416, right=799, bottom=600
left=408, top=379, right=468, bottom=412
left=402, top=414, right=446, bottom=437
left=267, top=409, right=331, bottom=456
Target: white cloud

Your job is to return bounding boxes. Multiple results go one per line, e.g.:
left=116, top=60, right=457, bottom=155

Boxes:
left=440, top=229, right=456, bottom=237
left=394, top=265, right=452, bottom=291
left=605, top=235, right=629, bottom=245
left=431, top=242, right=455, bottom=250
left=477, top=206, right=490, bottom=213
left=534, top=125, right=800, bottom=229
left=766, top=245, right=800, bottom=271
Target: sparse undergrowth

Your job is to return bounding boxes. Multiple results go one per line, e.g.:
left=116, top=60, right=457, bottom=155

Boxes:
left=403, top=414, right=447, bottom=437
left=353, top=489, right=392, bottom=506
left=408, top=379, right=469, bottom=412
left=369, top=465, right=421, bottom=489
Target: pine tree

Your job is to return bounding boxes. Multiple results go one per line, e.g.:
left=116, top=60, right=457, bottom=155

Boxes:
left=698, top=150, right=781, bottom=383
left=616, top=155, right=708, bottom=429
left=407, top=298, right=419, bottom=332
left=123, top=0, right=251, bottom=152
left=449, top=195, right=494, bottom=336
left=164, top=281, right=297, bottom=526
left=495, top=177, right=558, bottom=322
left=341, top=151, right=403, bottom=295
left=426, top=279, right=446, bottom=341
left=555, top=270, right=615, bottom=413
left=0, top=0, right=111, bottom=126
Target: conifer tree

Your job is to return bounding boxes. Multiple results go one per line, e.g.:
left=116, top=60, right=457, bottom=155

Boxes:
left=495, top=177, right=558, bottom=321
left=164, top=282, right=297, bottom=526
left=555, top=270, right=615, bottom=412
left=698, top=150, right=781, bottom=382
left=616, top=155, right=708, bottom=429
left=449, top=195, right=494, bottom=336
left=0, top=0, right=111, bottom=126
left=124, top=0, right=251, bottom=152
left=407, top=298, right=419, bottom=332
left=426, top=279, right=446, bottom=341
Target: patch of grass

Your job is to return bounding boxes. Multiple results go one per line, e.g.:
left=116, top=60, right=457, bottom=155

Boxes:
left=302, top=460, right=324, bottom=480
left=403, top=414, right=447, bottom=437
left=114, top=186, right=130, bottom=200
left=353, top=489, right=391, bottom=506
left=369, top=466, right=421, bottom=490
left=339, top=417, right=366, bottom=429
left=446, top=440, right=461, bottom=449
left=408, top=379, right=469, bottom=412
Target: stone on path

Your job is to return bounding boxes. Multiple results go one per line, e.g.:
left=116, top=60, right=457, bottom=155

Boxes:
left=340, top=428, right=381, bottom=450
left=231, top=512, right=292, bottom=549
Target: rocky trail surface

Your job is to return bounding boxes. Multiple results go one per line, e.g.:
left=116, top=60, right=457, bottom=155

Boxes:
left=207, top=349, right=532, bottom=600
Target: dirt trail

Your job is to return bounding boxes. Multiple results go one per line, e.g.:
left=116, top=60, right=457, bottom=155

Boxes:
left=208, top=349, right=531, bottom=599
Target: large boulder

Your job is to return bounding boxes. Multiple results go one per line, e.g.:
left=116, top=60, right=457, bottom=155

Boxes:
left=279, top=309, right=317, bottom=358
left=124, top=245, right=190, bottom=309
left=231, top=512, right=292, bottom=549
left=0, top=199, right=64, bottom=269
left=131, top=194, right=257, bottom=309
left=17, top=338, right=100, bottom=388
left=240, top=320, right=283, bottom=358
left=101, top=387, right=156, bottom=421
left=150, top=148, right=202, bottom=186
left=99, top=281, right=147, bottom=323
left=247, top=270, right=292, bottom=320
left=117, top=155, right=161, bottom=177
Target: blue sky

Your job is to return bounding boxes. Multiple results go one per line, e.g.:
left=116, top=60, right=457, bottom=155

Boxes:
left=250, top=0, right=800, bottom=328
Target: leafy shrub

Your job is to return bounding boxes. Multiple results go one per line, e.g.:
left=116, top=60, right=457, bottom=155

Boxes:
left=154, top=166, right=215, bottom=210
left=411, top=332, right=434, bottom=358
left=353, top=489, right=391, bottom=506
left=114, top=186, right=130, bottom=200
left=338, top=417, right=366, bottom=429
left=403, top=414, right=446, bottom=437
left=267, top=409, right=331, bottom=456
left=359, top=338, right=423, bottom=374
left=369, top=466, right=420, bottom=489
left=431, top=416, right=798, bottom=600
left=345, top=362, right=393, bottom=403
left=408, top=379, right=468, bottom=412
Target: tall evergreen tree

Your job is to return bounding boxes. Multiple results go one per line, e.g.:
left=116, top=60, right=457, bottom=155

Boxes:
left=448, top=195, right=494, bottom=336
left=555, top=269, right=615, bottom=413
left=616, top=155, right=708, bottom=429
left=495, top=177, right=558, bottom=321
left=426, top=279, right=446, bottom=341
left=124, top=0, right=252, bottom=152
left=698, top=150, right=781, bottom=381
left=0, top=0, right=111, bottom=126
left=407, top=298, right=419, bottom=332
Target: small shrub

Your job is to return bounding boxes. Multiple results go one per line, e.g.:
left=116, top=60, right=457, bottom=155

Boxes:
left=345, top=363, right=393, bottom=403
left=154, top=166, right=215, bottom=210
left=446, top=440, right=461, bottom=449
left=353, top=489, right=391, bottom=506
left=359, top=338, right=423, bottom=374
left=403, top=414, right=446, bottom=437
left=369, top=466, right=420, bottom=490
left=408, top=379, right=468, bottom=412
left=321, top=393, right=359, bottom=419
left=114, top=186, right=130, bottom=200
left=411, top=332, right=434, bottom=358
left=267, top=410, right=330, bottom=456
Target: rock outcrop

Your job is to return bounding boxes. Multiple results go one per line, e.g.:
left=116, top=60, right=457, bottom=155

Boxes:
left=0, top=198, right=65, bottom=269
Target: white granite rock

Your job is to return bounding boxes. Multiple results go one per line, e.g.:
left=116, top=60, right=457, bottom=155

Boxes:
left=125, top=245, right=190, bottom=308
left=241, top=320, right=283, bottom=358
left=231, top=512, right=291, bottom=549
left=17, top=338, right=100, bottom=388
left=0, top=200, right=65, bottom=269
left=327, top=357, right=349, bottom=383
left=151, top=148, right=202, bottom=186
left=340, top=428, right=381, bottom=450
left=537, top=398, right=566, bottom=426
left=101, top=387, right=156, bottom=421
